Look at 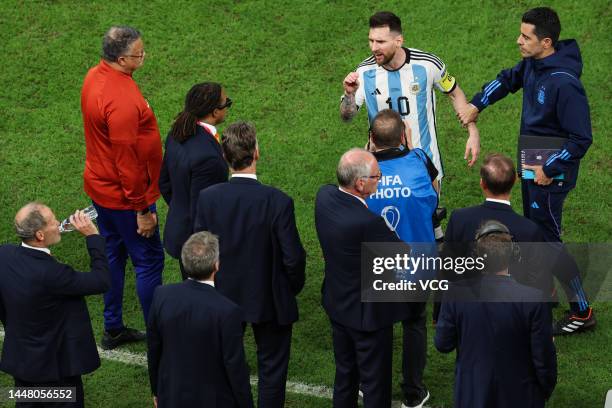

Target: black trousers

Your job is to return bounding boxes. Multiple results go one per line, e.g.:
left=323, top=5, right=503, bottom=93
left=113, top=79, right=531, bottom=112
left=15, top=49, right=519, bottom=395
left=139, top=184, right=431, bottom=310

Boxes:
left=14, top=376, right=84, bottom=408
left=401, top=302, right=427, bottom=402
left=521, top=179, right=569, bottom=242
left=330, top=320, right=393, bottom=408
left=245, top=321, right=292, bottom=408
left=522, top=180, right=589, bottom=310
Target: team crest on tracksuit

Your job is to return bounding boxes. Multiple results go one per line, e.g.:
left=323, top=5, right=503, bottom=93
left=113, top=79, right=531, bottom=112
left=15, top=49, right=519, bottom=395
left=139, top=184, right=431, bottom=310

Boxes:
left=537, top=86, right=546, bottom=104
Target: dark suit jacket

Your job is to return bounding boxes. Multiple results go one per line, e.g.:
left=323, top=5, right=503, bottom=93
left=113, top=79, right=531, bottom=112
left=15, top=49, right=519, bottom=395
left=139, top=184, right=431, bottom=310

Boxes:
left=194, top=177, right=306, bottom=325
left=435, top=275, right=557, bottom=408
left=147, top=281, right=253, bottom=408
left=159, top=126, right=228, bottom=258
left=315, top=185, right=410, bottom=331
left=445, top=200, right=545, bottom=243
left=0, top=235, right=110, bottom=382
left=444, top=200, right=549, bottom=287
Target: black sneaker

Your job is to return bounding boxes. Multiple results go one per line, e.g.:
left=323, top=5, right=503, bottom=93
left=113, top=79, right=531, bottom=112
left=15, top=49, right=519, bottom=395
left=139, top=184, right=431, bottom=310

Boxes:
left=402, top=389, right=430, bottom=408
left=553, top=307, right=596, bottom=336
left=101, top=327, right=146, bottom=350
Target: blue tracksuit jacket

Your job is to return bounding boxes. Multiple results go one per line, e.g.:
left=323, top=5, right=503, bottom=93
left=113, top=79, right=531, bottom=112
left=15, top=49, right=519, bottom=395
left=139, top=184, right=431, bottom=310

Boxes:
left=470, top=39, right=592, bottom=191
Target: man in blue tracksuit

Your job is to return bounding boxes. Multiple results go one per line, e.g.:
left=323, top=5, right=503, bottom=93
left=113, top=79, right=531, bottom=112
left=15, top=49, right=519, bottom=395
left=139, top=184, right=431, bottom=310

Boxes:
left=365, top=109, right=438, bottom=408
left=457, top=7, right=594, bottom=334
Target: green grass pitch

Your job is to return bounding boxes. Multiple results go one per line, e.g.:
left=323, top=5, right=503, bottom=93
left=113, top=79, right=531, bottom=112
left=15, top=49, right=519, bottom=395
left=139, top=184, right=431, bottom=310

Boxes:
left=0, top=1, right=610, bottom=407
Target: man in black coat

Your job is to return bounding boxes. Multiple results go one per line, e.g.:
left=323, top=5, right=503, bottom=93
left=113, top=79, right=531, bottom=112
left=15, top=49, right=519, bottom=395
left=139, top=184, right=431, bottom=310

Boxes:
left=159, top=82, right=230, bottom=279
left=435, top=220, right=557, bottom=408
left=315, top=148, right=410, bottom=408
left=0, top=203, right=110, bottom=407
left=445, top=153, right=545, bottom=245
left=147, top=231, right=253, bottom=408
left=442, top=154, right=595, bottom=334
left=194, top=121, right=306, bottom=408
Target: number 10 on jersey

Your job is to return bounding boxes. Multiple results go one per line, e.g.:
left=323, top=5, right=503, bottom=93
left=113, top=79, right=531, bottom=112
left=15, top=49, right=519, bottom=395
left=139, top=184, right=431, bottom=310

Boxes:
left=385, top=96, right=410, bottom=116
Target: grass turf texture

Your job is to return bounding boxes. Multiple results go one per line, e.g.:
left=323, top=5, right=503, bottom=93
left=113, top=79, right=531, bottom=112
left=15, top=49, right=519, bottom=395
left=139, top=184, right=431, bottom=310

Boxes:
left=0, top=0, right=610, bottom=407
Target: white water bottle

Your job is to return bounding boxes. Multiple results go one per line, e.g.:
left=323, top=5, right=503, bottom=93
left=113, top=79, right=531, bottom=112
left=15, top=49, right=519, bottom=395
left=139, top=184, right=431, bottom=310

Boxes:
left=58, top=205, right=98, bottom=233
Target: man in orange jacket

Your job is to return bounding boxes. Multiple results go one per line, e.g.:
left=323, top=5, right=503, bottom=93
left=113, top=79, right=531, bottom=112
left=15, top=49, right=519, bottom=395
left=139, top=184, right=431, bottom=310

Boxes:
left=81, top=25, right=164, bottom=350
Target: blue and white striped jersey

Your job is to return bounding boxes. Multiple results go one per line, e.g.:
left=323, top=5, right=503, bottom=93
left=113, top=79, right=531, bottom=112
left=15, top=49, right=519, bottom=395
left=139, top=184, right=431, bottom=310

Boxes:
left=351, top=47, right=456, bottom=178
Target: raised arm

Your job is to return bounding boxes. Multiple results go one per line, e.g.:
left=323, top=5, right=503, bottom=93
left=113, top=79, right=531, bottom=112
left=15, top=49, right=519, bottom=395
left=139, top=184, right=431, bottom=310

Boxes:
left=340, top=72, right=360, bottom=121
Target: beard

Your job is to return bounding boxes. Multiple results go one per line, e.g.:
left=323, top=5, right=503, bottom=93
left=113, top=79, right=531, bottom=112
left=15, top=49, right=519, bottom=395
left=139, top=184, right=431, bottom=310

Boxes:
left=374, top=50, right=396, bottom=66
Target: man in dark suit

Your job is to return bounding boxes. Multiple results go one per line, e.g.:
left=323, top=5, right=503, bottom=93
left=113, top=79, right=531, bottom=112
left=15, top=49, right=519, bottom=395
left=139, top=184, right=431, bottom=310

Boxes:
left=147, top=231, right=253, bottom=408
left=159, top=82, right=230, bottom=280
left=0, top=203, right=110, bottom=407
left=442, top=153, right=595, bottom=333
left=194, top=121, right=306, bottom=408
left=435, top=220, right=557, bottom=408
left=441, top=153, right=546, bottom=292
left=445, top=153, right=545, bottom=244
left=315, top=148, right=409, bottom=408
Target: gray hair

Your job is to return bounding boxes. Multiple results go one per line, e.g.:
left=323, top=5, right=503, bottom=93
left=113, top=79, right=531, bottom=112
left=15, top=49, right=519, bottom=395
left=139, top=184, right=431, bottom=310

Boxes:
left=102, top=26, right=141, bottom=62
left=336, top=148, right=373, bottom=188
left=181, top=231, right=220, bottom=280
left=14, top=202, right=47, bottom=242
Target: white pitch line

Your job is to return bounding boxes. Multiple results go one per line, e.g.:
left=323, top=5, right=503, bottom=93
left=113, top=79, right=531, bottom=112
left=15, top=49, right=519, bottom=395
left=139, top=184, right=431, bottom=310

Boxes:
left=97, top=344, right=334, bottom=400
left=1, top=329, right=430, bottom=407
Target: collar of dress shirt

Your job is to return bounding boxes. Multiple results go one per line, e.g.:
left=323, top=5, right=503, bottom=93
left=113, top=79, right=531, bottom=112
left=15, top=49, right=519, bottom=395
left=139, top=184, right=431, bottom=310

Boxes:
left=339, top=186, right=367, bottom=207
left=197, top=121, right=217, bottom=137
left=21, top=242, right=51, bottom=255
left=188, top=278, right=215, bottom=287
left=231, top=173, right=258, bottom=180
left=486, top=198, right=511, bottom=206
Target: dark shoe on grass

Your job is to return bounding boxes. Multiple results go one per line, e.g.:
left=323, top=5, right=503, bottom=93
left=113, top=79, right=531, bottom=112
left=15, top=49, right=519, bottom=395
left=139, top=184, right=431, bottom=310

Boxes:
left=402, top=389, right=430, bottom=408
left=101, top=327, right=146, bottom=350
left=553, top=307, right=596, bottom=336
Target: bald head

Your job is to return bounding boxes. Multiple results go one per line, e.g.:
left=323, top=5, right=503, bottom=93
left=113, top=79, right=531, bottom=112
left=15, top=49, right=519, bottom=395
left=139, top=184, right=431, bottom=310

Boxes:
left=370, top=109, right=404, bottom=149
left=480, top=153, right=516, bottom=196
left=14, top=202, right=49, bottom=242
left=337, top=148, right=376, bottom=188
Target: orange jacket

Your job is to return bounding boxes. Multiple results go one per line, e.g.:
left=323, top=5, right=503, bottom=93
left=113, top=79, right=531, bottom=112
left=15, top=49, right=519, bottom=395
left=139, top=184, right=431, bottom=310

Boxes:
left=81, top=60, right=162, bottom=210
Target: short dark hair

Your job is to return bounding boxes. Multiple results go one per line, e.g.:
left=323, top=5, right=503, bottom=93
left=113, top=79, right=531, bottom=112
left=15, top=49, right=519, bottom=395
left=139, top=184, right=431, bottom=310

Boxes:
left=522, top=7, right=561, bottom=46
left=222, top=121, right=257, bottom=171
left=480, top=153, right=516, bottom=195
left=169, top=82, right=223, bottom=143
left=181, top=231, right=219, bottom=280
left=371, top=109, right=404, bottom=149
left=14, top=202, right=47, bottom=242
left=102, top=26, right=141, bottom=62
left=474, top=220, right=514, bottom=274
left=369, top=11, right=402, bottom=34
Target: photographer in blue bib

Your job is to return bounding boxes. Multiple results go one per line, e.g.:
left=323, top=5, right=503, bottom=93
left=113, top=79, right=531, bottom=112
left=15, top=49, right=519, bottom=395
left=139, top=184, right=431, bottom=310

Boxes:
left=365, top=109, right=438, bottom=408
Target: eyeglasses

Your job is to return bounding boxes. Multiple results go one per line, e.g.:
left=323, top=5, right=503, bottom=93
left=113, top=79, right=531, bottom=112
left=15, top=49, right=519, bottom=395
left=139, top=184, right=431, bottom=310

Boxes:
left=123, top=50, right=146, bottom=59
left=361, top=171, right=382, bottom=181
left=217, top=97, right=233, bottom=110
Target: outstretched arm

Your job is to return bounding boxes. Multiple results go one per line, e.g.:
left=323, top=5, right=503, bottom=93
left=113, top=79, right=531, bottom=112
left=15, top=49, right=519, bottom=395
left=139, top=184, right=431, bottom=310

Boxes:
left=457, top=60, right=527, bottom=126
left=448, top=85, right=481, bottom=167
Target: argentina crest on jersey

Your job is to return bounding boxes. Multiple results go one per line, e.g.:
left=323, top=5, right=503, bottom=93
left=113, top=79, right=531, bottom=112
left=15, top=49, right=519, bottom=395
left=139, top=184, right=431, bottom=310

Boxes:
left=409, top=81, right=420, bottom=95
left=537, top=86, right=546, bottom=104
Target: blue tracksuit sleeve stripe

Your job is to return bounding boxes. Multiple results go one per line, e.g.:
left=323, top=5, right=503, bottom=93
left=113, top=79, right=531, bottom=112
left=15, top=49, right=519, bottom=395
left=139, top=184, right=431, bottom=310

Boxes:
left=481, top=81, right=501, bottom=105
left=470, top=60, right=526, bottom=111
left=545, top=152, right=561, bottom=166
